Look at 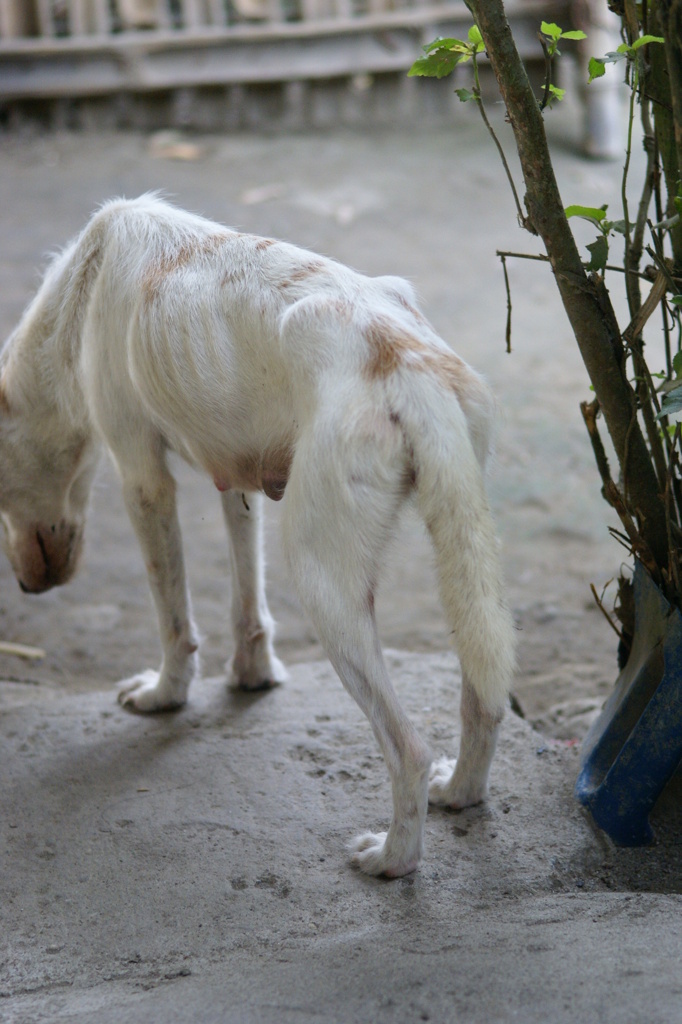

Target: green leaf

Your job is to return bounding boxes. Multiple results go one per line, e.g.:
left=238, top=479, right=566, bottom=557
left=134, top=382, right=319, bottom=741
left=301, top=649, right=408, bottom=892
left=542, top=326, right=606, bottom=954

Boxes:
left=540, top=21, right=562, bottom=39
left=658, top=384, right=682, bottom=418
left=584, top=235, right=609, bottom=272
left=588, top=57, right=607, bottom=82
left=565, top=204, right=608, bottom=226
left=408, top=49, right=465, bottom=78
left=548, top=84, right=566, bottom=102
left=421, top=36, right=472, bottom=55
left=660, top=378, right=682, bottom=393
left=601, top=219, right=626, bottom=235
left=421, top=37, right=462, bottom=52
left=560, top=30, right=587, bottom=41
left=632, top=34, right=665, bottom=50
left=673, top=350, right=682, bottom=377
left=408, top=56, right=439, bottom=78
left=587, top=48, right=629, bottom=84
left=455, top=88, right=477, bottom=102
left=467, top=25, right=484, bottom=48
left=672, top=295, right=682, bottom=307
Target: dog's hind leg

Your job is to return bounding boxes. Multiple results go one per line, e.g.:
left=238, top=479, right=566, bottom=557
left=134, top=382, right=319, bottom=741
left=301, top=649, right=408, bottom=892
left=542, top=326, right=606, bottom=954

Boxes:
left=282, top=415, right=431, bottom=878
left=427, top=675, right=502, bottom=809
left=393, top=380, right=516, bottom=811
left=221, top=489, right=287, bottom=690
left=116, top=457, right=199, bottom=713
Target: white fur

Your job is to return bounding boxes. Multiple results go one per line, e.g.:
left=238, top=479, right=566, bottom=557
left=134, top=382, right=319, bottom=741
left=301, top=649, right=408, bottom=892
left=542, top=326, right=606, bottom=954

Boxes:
left=0, top=195, right=516, bottom=877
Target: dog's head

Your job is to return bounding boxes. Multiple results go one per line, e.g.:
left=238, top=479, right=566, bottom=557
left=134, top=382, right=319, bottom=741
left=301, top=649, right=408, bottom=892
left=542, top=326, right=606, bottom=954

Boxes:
left=0, top=384, right=99, bottom=594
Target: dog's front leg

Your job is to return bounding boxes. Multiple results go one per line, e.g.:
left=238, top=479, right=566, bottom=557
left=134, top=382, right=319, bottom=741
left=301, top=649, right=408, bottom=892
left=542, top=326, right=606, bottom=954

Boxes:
left=221, top=490, right=287, bottom=690
left=117, top=469, right=198, bottom=713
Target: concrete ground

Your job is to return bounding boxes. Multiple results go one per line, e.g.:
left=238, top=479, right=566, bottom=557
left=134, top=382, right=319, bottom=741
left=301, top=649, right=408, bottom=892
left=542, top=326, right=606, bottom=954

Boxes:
left=1, top=100, right=681, bottom=1023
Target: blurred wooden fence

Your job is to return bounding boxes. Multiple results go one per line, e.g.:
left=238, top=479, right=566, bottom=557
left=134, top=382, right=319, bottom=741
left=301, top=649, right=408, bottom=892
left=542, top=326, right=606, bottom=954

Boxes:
left=0, top=0, right=569, bottom=103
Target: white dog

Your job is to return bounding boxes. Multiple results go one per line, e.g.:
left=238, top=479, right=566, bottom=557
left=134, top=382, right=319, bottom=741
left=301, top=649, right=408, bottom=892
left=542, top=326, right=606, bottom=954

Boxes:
left=0, top=195, right=515, bottom=877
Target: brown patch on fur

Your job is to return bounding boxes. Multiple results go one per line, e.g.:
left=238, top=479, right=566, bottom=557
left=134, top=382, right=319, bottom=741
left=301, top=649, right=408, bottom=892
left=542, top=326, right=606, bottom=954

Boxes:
left=428, top=350, right=470, bottom=399
left=364, top=317, right=424, bottom=379
left=278, top=261, right=325, bottom=289
left=364, top=315, right=471, bottom=399
left=394, top=293, right=429, bottom=326
left=255, top=238, right=276, bottom=251
left=143, top=233, right=229, bottom=300
left=291, top=261, right=324, bottom=280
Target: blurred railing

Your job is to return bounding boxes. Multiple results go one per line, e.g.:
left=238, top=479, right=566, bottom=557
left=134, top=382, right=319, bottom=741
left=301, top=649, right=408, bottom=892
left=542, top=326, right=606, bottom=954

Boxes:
left=0, top=0, right=570, bottom=100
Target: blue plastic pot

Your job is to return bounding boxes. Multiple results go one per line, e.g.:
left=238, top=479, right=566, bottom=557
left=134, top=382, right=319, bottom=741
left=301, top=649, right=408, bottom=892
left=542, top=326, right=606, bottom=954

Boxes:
left=575, top=559, right=682, bottom=845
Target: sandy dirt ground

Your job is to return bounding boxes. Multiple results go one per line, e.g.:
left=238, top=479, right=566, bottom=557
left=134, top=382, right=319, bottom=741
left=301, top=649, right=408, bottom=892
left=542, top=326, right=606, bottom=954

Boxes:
left=1, top=107, right=681, bottom=1022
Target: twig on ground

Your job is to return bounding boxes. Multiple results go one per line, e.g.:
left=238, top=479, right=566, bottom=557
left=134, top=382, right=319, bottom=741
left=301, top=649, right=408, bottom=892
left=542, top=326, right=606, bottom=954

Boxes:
left=0, top=641, right=46, bottom=660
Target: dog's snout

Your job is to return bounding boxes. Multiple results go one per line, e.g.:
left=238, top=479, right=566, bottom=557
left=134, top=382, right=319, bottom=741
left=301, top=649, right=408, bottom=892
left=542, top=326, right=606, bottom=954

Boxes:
left=10, top=521, right=83, bottom=594
left=17, top=574, right=50, bottom=594
left=17, top=576, right=50, bottom=594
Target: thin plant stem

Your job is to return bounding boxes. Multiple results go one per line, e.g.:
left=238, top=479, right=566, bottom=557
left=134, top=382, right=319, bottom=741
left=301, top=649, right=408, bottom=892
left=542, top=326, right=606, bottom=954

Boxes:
left=622, top=60, right=639, bottom=319
left=470, top=49, right=530, bottom=232
left=590, top=582, right=626, bottom=643
left=662, top=299, right=673, bottom=379
left=499, top=253, right=513, bottom=352
left=632, top=97, right=656, bottom=272
left=467, top=0, right=671, bottom=576
left=496, top=250, right=549, bottom=263
left=537, top=32, right=552, bottom=112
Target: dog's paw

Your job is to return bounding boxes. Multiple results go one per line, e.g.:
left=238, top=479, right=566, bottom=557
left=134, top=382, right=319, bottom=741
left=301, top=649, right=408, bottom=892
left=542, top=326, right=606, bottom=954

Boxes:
left=230, top=649, right=289, bottom=691
left=428, top=756, right=486, bottom=809
left=118, top=670, right=187, bottom=714
left=349, top=831, right=420, bottom=879
left=428, top=757, right=458, bottom=806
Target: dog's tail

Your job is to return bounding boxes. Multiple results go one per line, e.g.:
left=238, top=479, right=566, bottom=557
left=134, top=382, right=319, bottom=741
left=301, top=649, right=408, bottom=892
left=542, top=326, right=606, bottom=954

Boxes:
left=390, top=363, right=516, bottom=716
